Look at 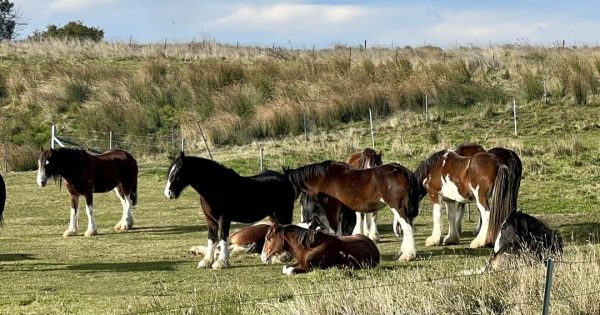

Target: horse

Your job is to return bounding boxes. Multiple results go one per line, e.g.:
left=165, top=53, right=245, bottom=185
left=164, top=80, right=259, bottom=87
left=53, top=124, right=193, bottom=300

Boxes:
left=163, top=151, right=297, bottom=270
left=284, top=160, right=419, bottom=261
left=37, top=148, right=138, bottom=237
left=260, top=224, right=380, bottom=275
left=486, top=210, right=562, bottom=271
left=300, top=148, right=383, bottom=239
left=0, top=173, right=5, bottom=225
left=415, top=149, right=518, bottom=248
left=300, top=193, right=356, bottom=235
left=187, top=223, right=292, bottom=263
left=453, top=143, right=485, bottom=234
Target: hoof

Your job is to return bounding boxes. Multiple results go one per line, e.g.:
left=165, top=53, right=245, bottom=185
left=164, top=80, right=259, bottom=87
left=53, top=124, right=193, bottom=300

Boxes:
left=187, top=245, right=206, bottom=256
left=114, top=220, right=133, bottom=231
left=425, top=235, right=442, bottom=247
left=368, top=232, right=380, bottom=243
left=63, top=229, right=78, bottom=237
left=282, top=265, right=295, bottom=275
left=442, top=236, right=460, bottom=246
left=397, top=252, right=416, bottom=262
left=197, top=259, right=213, bottom=269
left=212, top=259, right=229, bottom=270
left=470, top=239, right=485, bottom=249
left=84, top=229, right=98, bottom=237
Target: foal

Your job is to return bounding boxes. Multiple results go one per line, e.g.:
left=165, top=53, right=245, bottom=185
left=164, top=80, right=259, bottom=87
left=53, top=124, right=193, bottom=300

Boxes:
left=261, top=224, right=380, bottom=275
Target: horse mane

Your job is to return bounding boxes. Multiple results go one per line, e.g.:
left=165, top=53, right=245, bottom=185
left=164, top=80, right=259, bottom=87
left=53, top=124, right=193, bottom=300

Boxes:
left=283, top=160, right=333, bottom=193
left=182, top=156, right=239, bottom=181
left=414, top=149, right=447, bottom=197
left=358, top=148, right=382, bottom=168
left=284, top=225, right=319, bottom=248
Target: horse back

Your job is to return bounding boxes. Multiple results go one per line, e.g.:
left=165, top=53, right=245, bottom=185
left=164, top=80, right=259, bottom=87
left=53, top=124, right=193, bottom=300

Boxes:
left=346, top=152, right=362, bottom=168
left=338, top=234, right=380, bottom=267
left=91, top=150, right=138, bottom=193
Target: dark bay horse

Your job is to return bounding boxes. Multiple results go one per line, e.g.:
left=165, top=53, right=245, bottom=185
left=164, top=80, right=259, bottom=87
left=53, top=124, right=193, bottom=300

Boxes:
left=0, top=173, right=5, bottom=225
left=415, top=150, right=517, bottom=248
left=285, top=160, right=419, bottom=261
left=164, top=152, right=297, bottom=269
left=37, top=148, right=138, bottom=236
left=300, top=148, right=383, bottom=239
left=261, top=224, right=380, bottom=274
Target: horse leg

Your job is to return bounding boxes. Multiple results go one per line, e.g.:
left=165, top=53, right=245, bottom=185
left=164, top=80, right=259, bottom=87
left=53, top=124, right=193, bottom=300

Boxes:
left=114, top=187, right=134, bottom=231
left=362, top=213, right=370, bottom=236
left=83, top=193, right=98, bottom=237
left=367, top=212, right=380, bottom=242
left=443, top=202, right=460, bottom=245
left=198, top=217, right=218, bottom=268
left=212, top=216, right=231, bottom=270
left=352, top=212, right=363, bottom=235
left=455, top=203, right=465, bottom=234
left=425, top=199, right=443, bottom=247
left=390, top=208, right=416, bottom=262
left=63, top=194, right=80, bottom=237
left=470, top=195, right=490, bottom=249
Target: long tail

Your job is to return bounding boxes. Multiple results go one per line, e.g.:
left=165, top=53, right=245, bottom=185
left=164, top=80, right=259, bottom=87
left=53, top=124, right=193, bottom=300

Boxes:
left=486, top=165, right=517, bottom=245
left=130, top=177, right=138, bottom=208
left=406, top=171, right=420, bottom=223
left=0, top=174, right=5, bottom=225
left=506, top=153, right=522, bottom=205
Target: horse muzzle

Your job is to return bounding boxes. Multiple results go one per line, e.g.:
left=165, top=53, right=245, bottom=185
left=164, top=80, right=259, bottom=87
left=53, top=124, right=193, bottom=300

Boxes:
left=37, top=175, right=48, bottom=187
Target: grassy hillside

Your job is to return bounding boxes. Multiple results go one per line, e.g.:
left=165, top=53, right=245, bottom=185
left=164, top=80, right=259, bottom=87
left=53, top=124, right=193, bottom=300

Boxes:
left=1, top=40, right=600, bottom=170
left=1, top=41, right=600, bottom=314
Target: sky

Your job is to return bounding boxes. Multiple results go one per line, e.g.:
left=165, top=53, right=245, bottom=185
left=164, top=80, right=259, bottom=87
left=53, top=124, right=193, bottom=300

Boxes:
left=13, top=0, right=600, bottom=48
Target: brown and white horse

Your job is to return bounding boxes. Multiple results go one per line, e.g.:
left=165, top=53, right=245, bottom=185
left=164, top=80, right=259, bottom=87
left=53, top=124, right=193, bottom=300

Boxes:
left=285, top=160, right=419, bottom=261
left=37, top=148, right=138, bottom=236
left=415, top=150, right=518, bottom=248
left=261, top=224, right=380, bottom=275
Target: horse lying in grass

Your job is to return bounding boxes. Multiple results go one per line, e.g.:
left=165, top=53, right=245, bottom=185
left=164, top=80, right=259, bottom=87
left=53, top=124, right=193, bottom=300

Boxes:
left=187, top=223, right=291, bottom=263
left=260, top=224, right=380, bottom=275
left=486, top=210, right=563, bottom=270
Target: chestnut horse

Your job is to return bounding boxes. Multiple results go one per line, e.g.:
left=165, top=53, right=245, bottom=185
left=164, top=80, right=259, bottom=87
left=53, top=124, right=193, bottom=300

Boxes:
left=285, top=160, right=419, bottom=261
left=415, top=150, right=518, bottom=248
left=300, top=148, right=383, bottom=239
left=37, top=148, right=138, bottom=236
left=261, top=224, right=380, bottom=274
left=164, top=152, right=297, bottom=269
left=453, top=143, right=485, bottom=233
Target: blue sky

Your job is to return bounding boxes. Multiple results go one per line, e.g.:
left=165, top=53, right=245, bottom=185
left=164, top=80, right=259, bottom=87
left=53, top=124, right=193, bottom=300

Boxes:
left=14, top=0, right=600, bottom=47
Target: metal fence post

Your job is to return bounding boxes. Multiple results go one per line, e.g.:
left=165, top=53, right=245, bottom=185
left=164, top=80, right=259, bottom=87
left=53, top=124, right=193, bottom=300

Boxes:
left=513, top=99, right=518, bottom=136
left=369, top=109, right=375, bottom=148
left=181, top=139, right=185, bottom=152
left=542, top=258, right=555, bottom=315
left=109, top=131, right=113, bottom=150
left=259, top=148, right=264, bottom=171
left=51, top=125, right=56, bottom=149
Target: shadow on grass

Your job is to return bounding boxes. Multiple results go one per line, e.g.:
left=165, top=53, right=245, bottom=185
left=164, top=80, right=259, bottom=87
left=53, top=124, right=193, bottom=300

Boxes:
left=65, top=260, right=186, bottom=272
left=0, top=253, right=36, bottom=262
left=556, top=221, right=600, bottom=245
left=128, top=225, right=206, bottom=234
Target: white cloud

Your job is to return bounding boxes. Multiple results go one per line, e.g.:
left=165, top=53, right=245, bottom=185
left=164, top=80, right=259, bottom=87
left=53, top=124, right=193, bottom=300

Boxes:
left=48, top=0, right=117, bottom=13
left=216, top=4, right=373, bottom=26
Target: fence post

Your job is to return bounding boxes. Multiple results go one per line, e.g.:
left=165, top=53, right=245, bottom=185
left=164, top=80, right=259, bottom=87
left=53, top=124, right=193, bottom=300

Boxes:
left=543, top=79, right=547, bottom=104
left=181, top=138, right=185, bottom=152
left=51, top=125, right=56, bottom=149
left=425, top=94, right=428, bottom=120
left=369, top=109, right=375, bottom=148
left=259, top=148, right=264, bottom=171
left=542, top=258, right=555, bottom=315
left=109, top=131, right=113, bottom=150
left=303, top=112, right=308, bottom=140
left=513, top=99, right=518, bottom=136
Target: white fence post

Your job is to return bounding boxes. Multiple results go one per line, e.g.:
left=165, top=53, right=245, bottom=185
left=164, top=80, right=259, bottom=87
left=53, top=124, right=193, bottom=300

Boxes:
left=369, top=109, right=375, bottom=148
left=259, top=148, right=264, bottom=171
left=109, top=131, right=113, bottom=150
left=51, top=125, right=56, bottom=149
left=542, top=258, right=555, bottom=315
left=513, top=99, right=518, bottom=136
left=181, top=139, right=185, bottom=152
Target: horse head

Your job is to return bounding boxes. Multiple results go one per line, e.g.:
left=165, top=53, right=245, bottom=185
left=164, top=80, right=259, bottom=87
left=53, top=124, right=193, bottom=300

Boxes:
left=261, top=223, right=286, bottom=265
left=37, top=148, right=60, bottom=187
left=164, top=151, right=188, bottom=199
left=362, top=148, right=383, bottom=169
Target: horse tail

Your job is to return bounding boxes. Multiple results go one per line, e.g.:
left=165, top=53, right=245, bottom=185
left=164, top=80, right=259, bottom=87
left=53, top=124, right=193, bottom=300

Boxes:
left=406, top=170, right=420, bottom=222
left=130, top=178, right=138, bottom=208
left=506, top=152, right=522, bottom=204
left=0, top=174, right=5, bottom=225
left=486, top=165, right=517, bottom=245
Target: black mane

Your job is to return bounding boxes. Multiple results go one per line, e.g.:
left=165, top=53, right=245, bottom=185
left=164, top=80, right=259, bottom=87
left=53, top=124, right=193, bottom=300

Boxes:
left=284, top=160, right=333, bottom=193
left=283, top=224, right=322, bottom=248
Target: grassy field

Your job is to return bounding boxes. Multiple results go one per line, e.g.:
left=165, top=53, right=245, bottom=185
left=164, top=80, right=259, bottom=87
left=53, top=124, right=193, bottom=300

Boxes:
left=1, top=98, right=600, bottom=314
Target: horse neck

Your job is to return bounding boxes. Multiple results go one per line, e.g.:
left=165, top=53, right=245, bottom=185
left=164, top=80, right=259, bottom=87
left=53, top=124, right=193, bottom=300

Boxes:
left=186, top=157, right=239, bottom=196
left=283, top=228, right=327, bottom=255
left=53, top=150, right=87, bottom=181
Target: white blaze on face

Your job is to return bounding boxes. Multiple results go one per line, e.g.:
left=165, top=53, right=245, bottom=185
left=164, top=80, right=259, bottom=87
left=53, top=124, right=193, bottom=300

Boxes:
left=494, top=231, right=502, bottom=253
left=163, top=165, right=176, bottom=198
left=36, top=159, right=47, bottom=187
left=260, top=246, right=271, bottom=264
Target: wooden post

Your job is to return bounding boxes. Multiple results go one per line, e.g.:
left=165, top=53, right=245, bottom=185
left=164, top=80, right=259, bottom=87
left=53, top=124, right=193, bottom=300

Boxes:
left=164, top=38, right=168, bottom=50
left=369, top=109, right=375, bottom=148
left=109, top=131, right=113, bottom=150
left=425, top=94, right=428, bottom=120
left=303, top=112, right=308, bottom=140
left=181, top=138, right=185, bottom=152
left=349, top=46, right=352, bottom=67
left=513, top=99, right=518, bottom=136
left=259, top=148, right=264, bottom=171
left=51, top=125, right=56, bottom=149
left=543, top=79, right=547, bottom=104
left=364, top=40, right=367, bottom=51
left=129, top=35, right=132, bottom=46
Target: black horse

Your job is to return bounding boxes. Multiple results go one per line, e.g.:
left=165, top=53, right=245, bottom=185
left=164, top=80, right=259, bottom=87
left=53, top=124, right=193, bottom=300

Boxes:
left=164, top=151, right=297, bottom=270
left=487, top=210, right=563, bottom=270
left=0, top=173, right=5, bottom=225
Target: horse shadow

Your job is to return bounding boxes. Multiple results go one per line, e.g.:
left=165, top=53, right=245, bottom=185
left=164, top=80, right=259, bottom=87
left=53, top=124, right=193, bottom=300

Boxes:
left=65, top=260, right=186, bottom=272
left=0, top=253, right=36, bottom=262
left=556, top=221, right=600, bottom=245
left=126, top=225, right=206, bottom=235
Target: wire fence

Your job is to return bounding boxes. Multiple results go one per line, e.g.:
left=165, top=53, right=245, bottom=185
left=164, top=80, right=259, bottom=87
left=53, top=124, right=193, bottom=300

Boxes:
left=121, top=258, right=600, bottom=315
